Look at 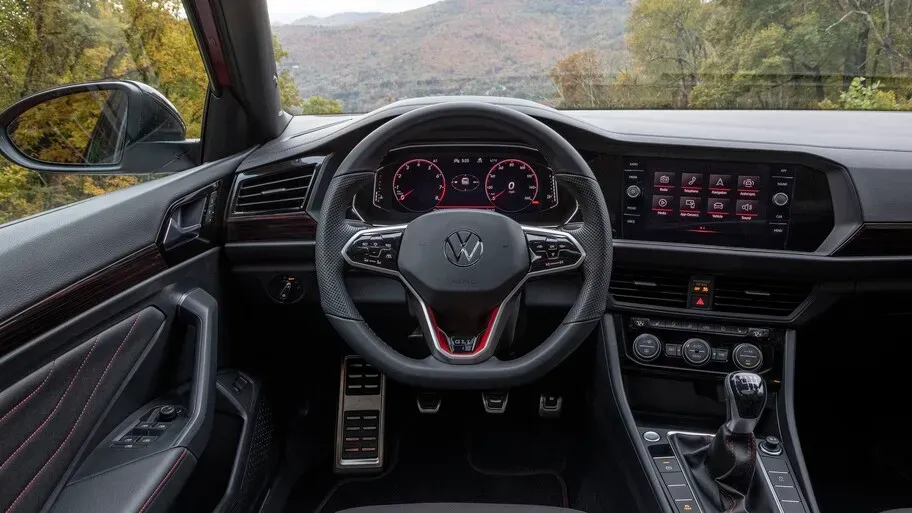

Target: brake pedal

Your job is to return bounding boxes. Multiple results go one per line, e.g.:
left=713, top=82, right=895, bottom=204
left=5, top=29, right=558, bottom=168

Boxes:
left=417, top=392, right=441, bottom=414
left=482, top=391, right=508, bottom=414
left=539, top=394, right=562, bottom=418
left=335, top=356, right=386, bottom=473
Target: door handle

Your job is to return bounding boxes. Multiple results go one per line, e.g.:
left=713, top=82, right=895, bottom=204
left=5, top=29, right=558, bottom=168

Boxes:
left=162, top=196, right=206, bottom=250
left=173, top=288, right=218, bottom=455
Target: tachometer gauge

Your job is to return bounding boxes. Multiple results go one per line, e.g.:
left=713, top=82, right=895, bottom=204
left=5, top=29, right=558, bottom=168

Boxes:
left=392, top=159, right=446, bottom=212
left=485, top=159, right=539, bottom=212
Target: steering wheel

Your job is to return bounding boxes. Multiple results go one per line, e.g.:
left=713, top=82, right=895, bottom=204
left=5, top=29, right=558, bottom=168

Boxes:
left=315, top=102, right=612, bottom=389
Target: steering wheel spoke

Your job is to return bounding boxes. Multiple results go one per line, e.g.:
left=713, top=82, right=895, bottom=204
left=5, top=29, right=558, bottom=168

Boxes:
left=342, top=225, right=407, bottom=276
left=522, top=226, right=586, bottom=276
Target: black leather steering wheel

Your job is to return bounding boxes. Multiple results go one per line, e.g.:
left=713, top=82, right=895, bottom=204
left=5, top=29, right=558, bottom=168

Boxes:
left=315, top=102, right=612, bottom=389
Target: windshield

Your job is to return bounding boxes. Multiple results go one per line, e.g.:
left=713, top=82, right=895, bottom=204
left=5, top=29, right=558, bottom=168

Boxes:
left=267, top=0, right=912, bottom=114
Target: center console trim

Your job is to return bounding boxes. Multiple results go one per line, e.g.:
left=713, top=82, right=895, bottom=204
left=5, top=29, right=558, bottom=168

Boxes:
left=598, top=315, right=821, bottom=513
left=666, top=430, right=786, bottom=513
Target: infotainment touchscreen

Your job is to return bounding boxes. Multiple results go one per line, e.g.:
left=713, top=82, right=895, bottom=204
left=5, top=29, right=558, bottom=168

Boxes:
left=620, top=156, right=796, bottom=249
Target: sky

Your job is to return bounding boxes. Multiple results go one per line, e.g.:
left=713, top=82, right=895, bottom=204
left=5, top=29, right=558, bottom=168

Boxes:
left=267, top=0, right=440, bottom=21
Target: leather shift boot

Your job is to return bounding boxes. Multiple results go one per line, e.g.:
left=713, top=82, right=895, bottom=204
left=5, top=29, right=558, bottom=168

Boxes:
left=670, top=426, right=774, bottom=513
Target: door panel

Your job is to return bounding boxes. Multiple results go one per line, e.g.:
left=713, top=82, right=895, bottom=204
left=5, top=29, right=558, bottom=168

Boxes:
left=49, top=447, right=195, bottom=513
left=0, top=149, right=250, bottom=326
left=0, top=149, right=250, bottom=512
left=0, top=308, right=165, bottom=512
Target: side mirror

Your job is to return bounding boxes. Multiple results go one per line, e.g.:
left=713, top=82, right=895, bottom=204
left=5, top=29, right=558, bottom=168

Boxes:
left=0, top=81, right=197, bottom=174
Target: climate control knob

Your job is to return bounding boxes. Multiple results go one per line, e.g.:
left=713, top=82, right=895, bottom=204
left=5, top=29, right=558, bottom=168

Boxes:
left=733, top=343, right=763, bottom=370
left=682, top=338, right=712, bottom=366
left=633, top=333, right=662, bottom=361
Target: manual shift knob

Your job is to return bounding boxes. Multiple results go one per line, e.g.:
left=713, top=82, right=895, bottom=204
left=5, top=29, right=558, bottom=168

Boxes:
left=724, top=372, right=767, bottom=434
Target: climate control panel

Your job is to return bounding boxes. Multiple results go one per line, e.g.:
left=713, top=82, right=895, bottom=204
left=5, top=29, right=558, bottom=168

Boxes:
left=623, top=316, right=778, bottom=375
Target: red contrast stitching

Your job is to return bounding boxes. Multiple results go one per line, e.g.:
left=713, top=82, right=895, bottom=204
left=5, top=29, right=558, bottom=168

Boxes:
left=0, top=362, right=56, bottom=426
left=0, top=335, right=101, bottom=472
left=4, top=314, right=141, bottom=513
left=137, top=449, right=187, bottom=513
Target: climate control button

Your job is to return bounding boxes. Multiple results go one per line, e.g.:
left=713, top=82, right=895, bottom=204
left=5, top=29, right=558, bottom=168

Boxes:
left=733, top=343, right=763, bottom=370
left=633, top=334, right=662, bottom=361
left=682, top=338, right=711, bottom=366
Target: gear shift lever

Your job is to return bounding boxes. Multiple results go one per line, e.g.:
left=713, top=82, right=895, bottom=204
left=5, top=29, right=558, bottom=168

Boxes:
left=670, top=372, right=771, bottom=513
left=723, top=372, right=767, bottom=434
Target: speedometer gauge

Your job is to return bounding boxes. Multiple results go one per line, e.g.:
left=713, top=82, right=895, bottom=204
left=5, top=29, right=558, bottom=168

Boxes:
left=392, top=159, right=446, bottom=212
left=485, top=159, right=539, bottom=212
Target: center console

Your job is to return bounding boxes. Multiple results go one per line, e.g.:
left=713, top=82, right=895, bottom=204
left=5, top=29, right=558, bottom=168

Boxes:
left=597, top=314, right=819, bottom=513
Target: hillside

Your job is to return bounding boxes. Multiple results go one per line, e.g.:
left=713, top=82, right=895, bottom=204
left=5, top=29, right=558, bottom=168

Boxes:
left=289, top=12, right=386, bottom=26
left=273, top=0, right=630, bottom=112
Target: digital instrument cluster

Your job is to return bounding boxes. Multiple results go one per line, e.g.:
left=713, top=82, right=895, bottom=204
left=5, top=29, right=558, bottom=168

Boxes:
left=372, top=146, right=560, bottom=214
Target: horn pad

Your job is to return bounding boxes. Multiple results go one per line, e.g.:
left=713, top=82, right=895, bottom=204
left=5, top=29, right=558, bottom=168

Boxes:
left=397, top=210, right=529, bottom=317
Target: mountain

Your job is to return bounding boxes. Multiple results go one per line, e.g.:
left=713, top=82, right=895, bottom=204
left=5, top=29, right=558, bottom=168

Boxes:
left=289, top=12, right=387, bottom=27
left=273, top=0, right=630, bottom=112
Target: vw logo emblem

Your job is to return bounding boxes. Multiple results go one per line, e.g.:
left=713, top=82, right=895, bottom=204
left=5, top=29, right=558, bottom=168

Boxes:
left=445, top=230, right=484, bottom=267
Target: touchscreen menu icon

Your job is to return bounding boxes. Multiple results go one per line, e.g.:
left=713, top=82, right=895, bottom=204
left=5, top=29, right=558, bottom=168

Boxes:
left=682, top=173, right=702, bottom=191
left=654, top=172, right=676, bottom=193
left=679, top=197, right=700, bottom=218
left=707, top=199, right=730, bottom=218
left=736, top=200, right=759, bottom=219
left=652, top=195, right=674, bottom=216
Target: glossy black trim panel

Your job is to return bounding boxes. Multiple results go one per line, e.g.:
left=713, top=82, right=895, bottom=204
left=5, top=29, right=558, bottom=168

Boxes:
left=833, top=223, right=912, bottom=256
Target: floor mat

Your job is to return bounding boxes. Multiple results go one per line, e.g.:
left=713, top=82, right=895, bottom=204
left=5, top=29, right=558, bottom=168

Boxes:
left=292, top=414, right=570, bottom=513
left=316, top=469, right=566, bottom=513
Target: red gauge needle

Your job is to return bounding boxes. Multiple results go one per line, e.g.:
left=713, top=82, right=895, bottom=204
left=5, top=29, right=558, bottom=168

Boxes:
left=492, top=190, right=506, bottom=200
left=399, top=190, right=413, bottom=200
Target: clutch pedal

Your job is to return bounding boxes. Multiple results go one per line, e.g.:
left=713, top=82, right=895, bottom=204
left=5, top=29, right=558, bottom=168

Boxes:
left=335, top=356, right=386, bottom=473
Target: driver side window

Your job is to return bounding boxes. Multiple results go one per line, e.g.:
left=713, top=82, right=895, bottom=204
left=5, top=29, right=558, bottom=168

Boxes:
left=0, top=0, right=208, bottom=225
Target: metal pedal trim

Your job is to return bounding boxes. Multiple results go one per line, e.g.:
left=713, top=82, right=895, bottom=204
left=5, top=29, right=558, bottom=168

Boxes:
left=334, top=356, right=386, bottom=472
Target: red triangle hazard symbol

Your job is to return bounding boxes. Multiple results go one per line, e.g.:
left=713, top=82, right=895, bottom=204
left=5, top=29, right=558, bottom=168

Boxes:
left=696, top=297, right=705, bottom=306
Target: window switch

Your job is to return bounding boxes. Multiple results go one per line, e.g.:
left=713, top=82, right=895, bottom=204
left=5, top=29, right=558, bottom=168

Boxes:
left=119, top=436, right=138, bottom=444
left=136, top=436, right=158, bottom=445
left=137, top=422, right=153, bottom=430
left=152, top=423, right=169, bottom=431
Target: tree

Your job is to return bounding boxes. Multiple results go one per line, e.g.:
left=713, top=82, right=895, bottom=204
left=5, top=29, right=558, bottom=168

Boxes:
left=300, top=96, right=343, bottom=114
left=627, top=0, right=709, bottom=108
left=549, top=50, right=610, bottom=109
left=820, top=77, right=912, bottom=110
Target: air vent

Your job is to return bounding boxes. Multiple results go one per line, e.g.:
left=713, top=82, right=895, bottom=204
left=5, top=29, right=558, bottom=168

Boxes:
left=232, top=157, right=322, bottom=215
left=714, top=277, right=811, bottom=316
left=609, top=267, right=689, bottom=308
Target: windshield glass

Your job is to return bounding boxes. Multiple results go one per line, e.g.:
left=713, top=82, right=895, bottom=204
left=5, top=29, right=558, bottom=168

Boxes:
left=267, top=0, right=912, bottom=114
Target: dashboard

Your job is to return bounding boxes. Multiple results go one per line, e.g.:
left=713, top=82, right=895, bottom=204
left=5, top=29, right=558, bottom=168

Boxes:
left=226, top=98, right=912, bottom=322
left=354, top=143, right=835, bottom=252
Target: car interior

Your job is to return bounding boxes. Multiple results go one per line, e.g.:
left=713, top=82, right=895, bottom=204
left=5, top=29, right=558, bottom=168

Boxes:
left=0, top=2, right=911, bottom=513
